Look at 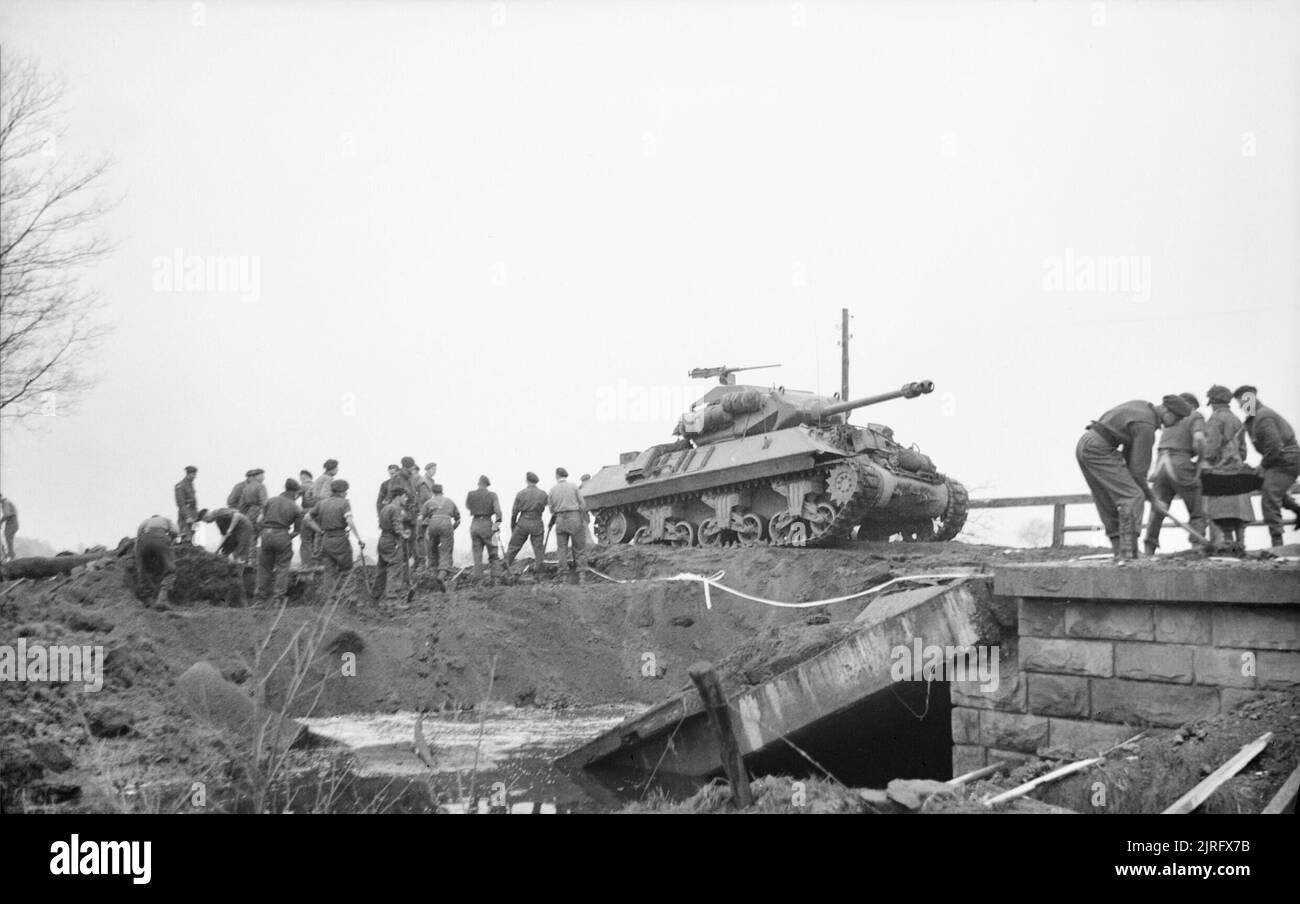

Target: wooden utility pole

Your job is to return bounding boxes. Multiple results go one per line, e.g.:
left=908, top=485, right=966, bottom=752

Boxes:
left=840, top=307, right=850, bottom=401
left=688, top=661, right=753, bottom=808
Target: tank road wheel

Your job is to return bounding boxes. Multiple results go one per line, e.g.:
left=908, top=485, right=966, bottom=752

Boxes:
left=806, top=502, right=839, bottom=542
left=595, top=510, right=634, bottom=545
left=826, top=461, right=862, bottom=505
left=666, top=520, right=695, bottom=548
left=698, top=517, right=724, bottom=547
left=933, top=478, right=969, bottom=542
left=736, top=512, right=765, bottom=546
left=768, top=512, right=796, bottom=546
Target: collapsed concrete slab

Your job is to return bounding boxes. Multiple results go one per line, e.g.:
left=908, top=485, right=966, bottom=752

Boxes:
left=557, top=576, right=1001, bottom=782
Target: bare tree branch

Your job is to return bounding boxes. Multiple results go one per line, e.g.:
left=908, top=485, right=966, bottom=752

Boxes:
left=0, top=50, right=114, bottom=420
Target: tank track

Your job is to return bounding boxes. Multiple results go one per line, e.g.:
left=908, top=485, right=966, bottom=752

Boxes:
left=593, top=457, right=883, bottom=549
left=934, top=476, right=969, bottom=541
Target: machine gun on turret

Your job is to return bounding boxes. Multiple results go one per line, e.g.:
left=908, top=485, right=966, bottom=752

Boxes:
left=687, top=363, right=780, bottom=385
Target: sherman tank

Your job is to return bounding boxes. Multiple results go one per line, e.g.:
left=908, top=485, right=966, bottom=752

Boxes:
left=583, top=365, right=968, bottom=548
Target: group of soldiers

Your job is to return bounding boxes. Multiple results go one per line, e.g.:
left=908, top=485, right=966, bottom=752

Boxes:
left=146, top=457, right=594, bottom=608
left=1077, top=384, right=1300, bottom=561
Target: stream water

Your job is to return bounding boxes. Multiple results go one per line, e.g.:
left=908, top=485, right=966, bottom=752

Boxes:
left=298, top=704, right=668, bottom=813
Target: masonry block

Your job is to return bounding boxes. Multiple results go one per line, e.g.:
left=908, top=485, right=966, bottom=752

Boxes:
left=1019, top=598, right=1065, bottom=637
left=1114, top=642, right=1193, bottom=683
left=1065, top=601, right=1154, bottom=641
left=1048, top=717, right=1138, bottom=755
left=1027, top=673, right=1090, bottom=718
left=1258, top=651, right=1300, bottom=690
left=978, top=710, right=1050, bottom=753
left=1153, top=605, right=1212, bottom=645
left=950, top=638, right=1025, bottom=712
left=951, top=744, right=986, bottom=777
left=1020, top=637, right=1114, bottom=677
left=951, top=706, right=981, bottom=745
left=1212, top=606, right=1300, bottom=651
left=1089, top=678, right=1219, bottom=727
left=1192, top=647, right=1257, bottom=688
left=1221, top=688, right=1290, bottom=712
left=985, top=747, right=1038, bottom=769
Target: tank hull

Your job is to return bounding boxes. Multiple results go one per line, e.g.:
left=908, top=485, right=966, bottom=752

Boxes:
left=584, top=425, right=967, bottom=547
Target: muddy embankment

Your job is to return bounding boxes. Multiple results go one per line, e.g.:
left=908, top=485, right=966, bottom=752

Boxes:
left=1, top=538, right=1104, bottom=810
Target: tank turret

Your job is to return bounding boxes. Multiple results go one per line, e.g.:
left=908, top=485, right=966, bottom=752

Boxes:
left=677, top=380, right=934, bottom=445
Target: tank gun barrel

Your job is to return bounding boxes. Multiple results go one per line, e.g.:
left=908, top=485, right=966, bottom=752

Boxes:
left=817, top=380, right=934, bottom=418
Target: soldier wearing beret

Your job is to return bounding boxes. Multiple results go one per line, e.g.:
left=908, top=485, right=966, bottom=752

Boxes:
left=466, top=475, right=504, bottom=583
left=1143, top=393, right=1208, bottom=554
left=305, top=478, right=363, bottom=596
left=1202, top=385, right=1254, bottom=553
left=1077, top=397, right=1182, bottom=560
left=505, top=471, right=548, bottom=573
left=174, top=466, right=199, bottom=544
left=1234, top=385, right=1300, bottom=546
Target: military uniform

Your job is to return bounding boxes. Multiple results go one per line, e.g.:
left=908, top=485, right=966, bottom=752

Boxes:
left=372, top=500, right=410, bottom=600
left=298, top=479, right=318, bottom=568
left=1203, top=402, right=1255, bottom=546
left=414, top=473, right=437, bottom=568
left=311, top=495, right=356, bottom=591
left=548, top=478, right=588, bottom=572
left=256, top=491, right=303, bottom=603
left=135, top=515, right=178, bottom=607
left=1144, top=411, right=1207, bottom=552
left=421, top=495, right=460, bottom=577
left=174, top=474, right=198, bottom=543
left=506, top=484, right=548, bottom=569
left=466, top=487, right=503, bottom=580
left=1245, top=401, right=1300, bottom=545
left=1076, top=400, right=1159, bottom=558
left=211, top=508, right=255, bottom=564
left=0, top=497, right=18, bottom=562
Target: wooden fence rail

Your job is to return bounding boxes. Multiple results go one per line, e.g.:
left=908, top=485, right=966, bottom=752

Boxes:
left=968, top=485, right=1299, bottom=548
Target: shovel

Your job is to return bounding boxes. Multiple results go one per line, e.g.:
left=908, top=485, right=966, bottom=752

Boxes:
left=1149, top=500, right=1211, bottom=548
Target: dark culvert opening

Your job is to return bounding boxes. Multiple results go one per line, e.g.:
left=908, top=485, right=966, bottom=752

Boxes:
left=737, top=679, right=954, bottom=787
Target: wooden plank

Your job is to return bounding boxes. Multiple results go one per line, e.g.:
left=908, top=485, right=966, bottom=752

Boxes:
left=983, top=757, right=1102, bottom=807
left=688, top=661, right=753, bottom=808
left=1261, top=760, right=1300, bottom=815
left=1051, top=504, right=1067, bottom=548
left=968, top=495, right=1094, bottom=509
left=948, top=761, right=1008, bottom=787
left=1163, top=732, right=1273, bottom=814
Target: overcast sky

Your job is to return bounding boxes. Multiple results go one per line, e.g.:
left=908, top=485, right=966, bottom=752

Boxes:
left=1, top=0, right=1296, bottom=551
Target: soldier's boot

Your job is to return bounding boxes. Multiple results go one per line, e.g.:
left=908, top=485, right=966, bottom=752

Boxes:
left=1142, top=539, right=1158, bottom=557
left=1109, top=537, right=1122, bottom=561
left=1270, top=531, right=1284, bottom=548
left=155, top=573, right=176, bottom=610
